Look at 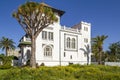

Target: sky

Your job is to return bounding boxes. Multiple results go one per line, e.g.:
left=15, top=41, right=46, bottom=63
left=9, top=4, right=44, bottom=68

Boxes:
left=0, top=0, right=120, bottom=53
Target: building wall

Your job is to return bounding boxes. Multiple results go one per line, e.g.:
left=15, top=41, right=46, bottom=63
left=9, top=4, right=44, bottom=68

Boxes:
left=35, top=21, right=91, bottom=66
left=59, top=23, right=91, bottom=65
left=20, top=46, right=31, bottom=65
left=18, top=13, right=91, bottom=66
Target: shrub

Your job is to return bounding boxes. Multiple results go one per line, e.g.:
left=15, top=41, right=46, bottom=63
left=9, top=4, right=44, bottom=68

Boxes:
left=40, top=63, right=45, bottom=66
left=0, top=64, right=12, bottom=69
left=1, top=65, right=120, bottom=80
left=0, top=56, right=14, bottom=69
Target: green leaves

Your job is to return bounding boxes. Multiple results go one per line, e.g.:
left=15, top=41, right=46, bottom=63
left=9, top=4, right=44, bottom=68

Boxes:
left=13, top=2, right=57, bottom=22
left=92, top=35, right=108, bottom=48
left=106, top=41, right=120, bottom=62
left=1, top=65, right=120, bottom=80
left=0, top=37, right=15, bottom=56
left=92, top=35, right=108, bottom=63
left=0, top=37, right=15, bottom=50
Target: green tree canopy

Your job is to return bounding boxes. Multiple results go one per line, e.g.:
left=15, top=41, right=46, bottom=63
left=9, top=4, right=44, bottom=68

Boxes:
left=92, top=35, right=108, bottom=64
left=0, top=37, right=15, bottom=56
left=80, top=44, right=90, bottom=65
left=13, top=1, right=58, bottom=68
left=13, top=2, right=58, bottom=38
left=106, top=41, right=120, bottom=62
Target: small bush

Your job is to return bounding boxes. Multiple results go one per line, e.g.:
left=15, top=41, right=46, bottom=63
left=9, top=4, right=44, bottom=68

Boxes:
left=0, top=56, right=13, bottom=69
left=40, top=63, right=45, bottom=66
left=0, top=64, right=12, bottom=69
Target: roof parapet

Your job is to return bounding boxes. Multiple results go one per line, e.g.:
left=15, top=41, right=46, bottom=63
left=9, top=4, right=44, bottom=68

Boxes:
left=81, top=21, right=91, bottom=26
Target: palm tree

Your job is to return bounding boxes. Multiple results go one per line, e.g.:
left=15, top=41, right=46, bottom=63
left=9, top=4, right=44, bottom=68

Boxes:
left=92, top=43, right=99, bottom=62
left=0, top=37, right=15, bottom=56
left=106, top=41, right=120, bottom=61
left=92, top=35, right=108, bottom=64
left=80, top=44, right=90, bottom=65
left=13, top=1, right=58, bottom=68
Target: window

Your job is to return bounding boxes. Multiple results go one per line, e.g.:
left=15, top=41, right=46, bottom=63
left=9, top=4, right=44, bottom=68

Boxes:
left=84, top=38, right=88, bottom=43
left=72, top=38, right=75, bottom=49
left=25, top=35, right=31, bottom=41
left=64, top=52, right=66, bottom=57
left=26, top=50, right=31, bottom=60
left=84, top=27, right=88, bottom=31
left=70, top=55, right=72, bottom=59
left=66, top=37, right=77, bottom=49
left=67, top=37, right=70, bottom=48
left=48, top=32, right=53, bottom=40
left=44, top=46, right=52, bottom=57
left=42, top=31, right=54, bottom=41
left=42, top=31, right=47, bottom=40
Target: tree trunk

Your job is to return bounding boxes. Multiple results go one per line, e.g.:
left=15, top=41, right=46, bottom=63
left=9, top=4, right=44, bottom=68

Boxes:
left=30, top=36, right=36, bottom=68
left=6, top=48, right=8, bottom=56
left=87, top=54, right=89, bottom=65
left=98, top=51, right=102, bottom=65
left=100, top=51, right=102, bottom=64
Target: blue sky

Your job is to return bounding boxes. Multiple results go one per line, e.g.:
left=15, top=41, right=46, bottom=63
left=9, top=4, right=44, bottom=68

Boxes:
left=0, top=0, right=120, bottom=53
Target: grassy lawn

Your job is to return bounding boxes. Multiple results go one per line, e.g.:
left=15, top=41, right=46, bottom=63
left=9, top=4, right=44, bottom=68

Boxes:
left=0, top=65, right=120, bottom=80
left=0, top=69, right=8, bottom=76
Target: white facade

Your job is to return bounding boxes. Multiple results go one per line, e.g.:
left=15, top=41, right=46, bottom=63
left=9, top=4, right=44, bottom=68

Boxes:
left=18, top=4, right=91, bottom=66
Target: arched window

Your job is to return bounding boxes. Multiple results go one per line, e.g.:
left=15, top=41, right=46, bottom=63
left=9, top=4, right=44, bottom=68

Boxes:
left=26, top=50, right=31, bottom=60
left=67, top=37, right=70, bottom=48
left=72, top=38, right=75, bottom=49
left=44, top=46, right=52, bottom=57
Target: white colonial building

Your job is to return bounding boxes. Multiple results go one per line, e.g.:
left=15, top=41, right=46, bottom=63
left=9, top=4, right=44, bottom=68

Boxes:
left=18, top=3, right=91, bottom=66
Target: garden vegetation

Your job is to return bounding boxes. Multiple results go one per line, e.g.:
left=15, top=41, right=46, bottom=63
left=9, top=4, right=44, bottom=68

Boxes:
left=0, top=64, right=120, bottom=80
